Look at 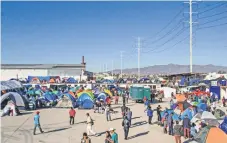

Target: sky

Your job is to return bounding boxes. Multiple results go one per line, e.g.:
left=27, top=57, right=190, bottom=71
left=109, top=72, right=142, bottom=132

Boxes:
left=1, top=1, right=227, bottom=72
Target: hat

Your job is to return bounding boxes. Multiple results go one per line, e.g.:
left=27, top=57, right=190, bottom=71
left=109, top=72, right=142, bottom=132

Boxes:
left=109, top=128, right=115, bottom=131
left=36, top=111, right=40, bottom=114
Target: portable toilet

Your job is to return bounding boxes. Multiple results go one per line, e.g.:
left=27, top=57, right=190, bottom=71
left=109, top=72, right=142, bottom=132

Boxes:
left=144, top=87, right=151, bottom=100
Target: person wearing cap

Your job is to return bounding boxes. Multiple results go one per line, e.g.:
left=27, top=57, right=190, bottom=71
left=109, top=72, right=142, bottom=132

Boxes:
left=33, top=111, right=44, bottom=135
left=122, top=116, right=130, bottom=140
left=109, top=128, right=118, bottom=143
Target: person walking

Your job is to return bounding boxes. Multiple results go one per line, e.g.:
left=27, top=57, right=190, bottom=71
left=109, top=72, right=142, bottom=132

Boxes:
left=173, top=121, right=182, bottom=143
left=69, top=107, right=76, bottom=125
left=147, top=106, right=153, bottom=124
left=183, top=115, right=191, bottom=139
left=105, top=105, right=111, bottom=121
left=222, top=97, right=226, bottom=107
left=81, top=132, right=91, bottom=143
left=157, top=105, right=162, bottom=123
left=168, top=113, right=174, bottom=136
left=109, top=128, right=118, bottom=143
left=33, top=111, right=44, bottom=135
left=163, top=112, right=169, bottom=134
left=122, top=116, right=130, bottom=140
left=86, top=113, right=98, bottom=136
left=126, top=108, right=132, bottom=127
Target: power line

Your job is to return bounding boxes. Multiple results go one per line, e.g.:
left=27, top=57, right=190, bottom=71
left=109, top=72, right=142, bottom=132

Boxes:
left=198, top=11, right=227, bottom=19
left=199, top=2, right=227, bottom=15
left=199, top=15, right=227, bottom=26
left=198, top=22, right=227, bottom=30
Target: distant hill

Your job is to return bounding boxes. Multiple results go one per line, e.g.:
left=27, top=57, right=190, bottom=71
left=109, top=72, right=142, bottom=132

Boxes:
left=111, top=64, right=227, bottom=75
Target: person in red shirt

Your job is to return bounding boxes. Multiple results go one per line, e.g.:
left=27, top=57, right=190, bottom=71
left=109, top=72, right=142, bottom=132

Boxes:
left=69, top=107, right=76, bottom=125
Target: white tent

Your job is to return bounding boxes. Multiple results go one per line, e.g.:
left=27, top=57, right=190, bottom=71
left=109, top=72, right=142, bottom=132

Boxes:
left=160, top=87, right=176, bottom=98
left=201, top=111, right=217, bottom=120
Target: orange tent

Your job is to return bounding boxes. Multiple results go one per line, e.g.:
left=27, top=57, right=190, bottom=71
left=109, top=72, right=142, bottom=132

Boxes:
left=49, top=78, right=55, bottom=83
left=175, top=94, right=186, bottom=102
left=195, top=126, right=227, bottom=143
left=31, top=77, right=40, bottom=83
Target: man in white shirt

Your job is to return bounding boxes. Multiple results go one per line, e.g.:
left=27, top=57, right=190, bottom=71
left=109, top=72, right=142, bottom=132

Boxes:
left=86, top=113, right=98, bottom=136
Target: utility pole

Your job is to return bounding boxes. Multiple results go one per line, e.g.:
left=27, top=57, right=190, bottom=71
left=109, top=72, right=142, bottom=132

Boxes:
left=112, top=60, right=114, bottom=79
left=120, top=51, right=124, bottom=78
left=137, top=37, right=141, bottom=79
left=184, top=0, right=196, bottom=73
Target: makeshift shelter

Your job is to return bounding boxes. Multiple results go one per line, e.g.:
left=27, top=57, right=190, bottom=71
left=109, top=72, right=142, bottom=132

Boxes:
left=66, top=77, right=78, bottom=83
left=56, top=93, right=76, bottom=108
left=160, top=109, right=180, bottom=121
left=219, top=116, right=227, bottom=134
left=175, top=94, right=187, bottom=102
left=193, top=126, right=227, bottom=143
left=76, top=93, right=94, bottom=109
left=30, top=77, right=41, bottom=84
left=1, top=92, right=28, bottom=108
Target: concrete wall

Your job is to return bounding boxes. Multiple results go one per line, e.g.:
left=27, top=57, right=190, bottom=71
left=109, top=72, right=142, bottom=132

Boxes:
left=1, top=69, right=48, bottom=80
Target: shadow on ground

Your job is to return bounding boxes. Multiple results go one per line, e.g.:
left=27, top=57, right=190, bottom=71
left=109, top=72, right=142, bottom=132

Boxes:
left=128, top=131, right=149, bottom=140
left=131, top=121, right=147, bottom=128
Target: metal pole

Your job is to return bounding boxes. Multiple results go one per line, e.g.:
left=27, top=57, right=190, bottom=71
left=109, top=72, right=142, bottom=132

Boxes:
left=189, top=0, right=193, bottom=73
left=120, top=51, right=124, bottom=78
left=112, top=60, right=114, bottom=79
left=138, top=37, right=140, bottom=79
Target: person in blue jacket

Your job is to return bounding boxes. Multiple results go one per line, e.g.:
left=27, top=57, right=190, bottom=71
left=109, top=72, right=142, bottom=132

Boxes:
left=33, top=111, right=44, bottom=135
left=147, top=106, right=153, bottom=124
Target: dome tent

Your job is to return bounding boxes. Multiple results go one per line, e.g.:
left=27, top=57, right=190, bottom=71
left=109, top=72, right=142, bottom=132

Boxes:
left=77, top=92, right=94, bottom=99
left=76, top=93, right=94, bottom=109
left=66, top=77, right=78, bottom=83
left=1, top=92, right=28, bottom=108
left=43, top=92, right=58, bottom=102
left=97, top=93, right=107, bottom=101
left=56, top=93, right=76, bottom=108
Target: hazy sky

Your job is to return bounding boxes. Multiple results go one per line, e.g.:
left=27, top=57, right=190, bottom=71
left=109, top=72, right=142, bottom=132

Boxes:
left=2, top=1, right=227, bottom=72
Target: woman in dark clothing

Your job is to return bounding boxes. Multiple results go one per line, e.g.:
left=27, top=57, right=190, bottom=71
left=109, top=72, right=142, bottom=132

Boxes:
left=105, top=131, right=112, bottom=143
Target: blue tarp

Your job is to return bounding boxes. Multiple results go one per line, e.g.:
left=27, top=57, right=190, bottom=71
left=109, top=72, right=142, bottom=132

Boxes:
left=219, top=116, right=227, bottom=134
left=27, top=76, right=50, bottom=82
left=161, top=109, right=180, bottom=121
left=197, top=103, right=207, bottom=111
left=66, top=77, right=78, bottom=83
left=179, top=77, right=186, bottom=86
left=43, top=92, right=58, bottom=102
left=180, top=108, right=193, bottom=120
left=210, top=86, right=221, bottom=100
left=218, top=80, right=227, bottom=86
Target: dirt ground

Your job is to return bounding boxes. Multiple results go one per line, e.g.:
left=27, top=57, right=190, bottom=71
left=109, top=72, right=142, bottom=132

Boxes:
left=1, top=98, right=226, bottom=143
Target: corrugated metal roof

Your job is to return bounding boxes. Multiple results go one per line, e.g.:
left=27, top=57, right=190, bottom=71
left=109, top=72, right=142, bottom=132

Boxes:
left=1, top=64, right=85, bottom=69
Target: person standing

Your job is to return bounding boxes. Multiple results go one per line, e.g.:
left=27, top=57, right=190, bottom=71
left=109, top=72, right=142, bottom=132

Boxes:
left=105, top=131, right=113, bottom=143
left=126, top=108, right=132, bottom=127
left=81, top=132, right=91, bottom=143
left=157, top=105, right=162, bottom=122
left=168, top=113, right=174, bottom=136
left=173, top=121, right=182, bottom=143
left=147, top=106, right=153, bottom=124
left=222, top=97, right=226, bottom=107
left=122, top=116, right=130, bottom=140
left=69, top=107, right=76, bottom=125
left=33, top=111, right=44, bottom=135
left=105, top=105, right=111, bottom=121
left=183, top=115, right=191, bottom=139
left=109, top=128, right=118, bottom=143
left=86, top=113, right=98, bottom=136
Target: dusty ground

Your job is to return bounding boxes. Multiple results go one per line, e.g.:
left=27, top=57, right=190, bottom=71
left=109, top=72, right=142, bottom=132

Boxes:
left=1, top=99, right=226, bottom=143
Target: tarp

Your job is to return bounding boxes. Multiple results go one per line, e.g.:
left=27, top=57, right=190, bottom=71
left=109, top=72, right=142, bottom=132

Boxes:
left=194, top=126, right=227, bottom=143
left=175, top=94, right=186, bottom=102
left=197, top=103, right=207, bottom=111
left=210, top=86, right=221, bottom=100
left=160, top=87, right=176, bottom=98
left=56, top=94, right=75, bottom=108
left=1, top=92, right=27, bottom=107
left=1, top=80, right=23, bottom=90
left=180, top=108, right=193, bottom=120
left=201, top=111, right=217, bottom=120
left=160, top=109, right=180, bottom=121
left=66, top=77, right=78, bottom=83
left=219, top=116, right=227, bottom=134
left=43, top=92, right=58, bottom=102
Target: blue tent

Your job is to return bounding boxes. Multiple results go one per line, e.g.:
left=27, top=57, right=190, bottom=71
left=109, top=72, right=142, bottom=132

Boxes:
left=197, top=103, right=207, bottom=111
left=76, top=93, right=93, bottom=109
left=97, top=93, right=107, bottom=101
left=67, top=77, right=78, bottom=83
left=180, top=108, right=193, bottom=120
left=61, top=93, right=76, bottom=102
left=27, top=76, right=50, bottom=82
left=160, top=109, right=180, bottom=121
left=43, top=92, right=58, bottom=102
left=179, top=77, right=186, bottom=86
left=219, top=116, right=227, bottom=134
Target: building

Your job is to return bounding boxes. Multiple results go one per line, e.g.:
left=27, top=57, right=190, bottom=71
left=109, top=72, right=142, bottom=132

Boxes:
left=0, top=56, right=92, bottom=81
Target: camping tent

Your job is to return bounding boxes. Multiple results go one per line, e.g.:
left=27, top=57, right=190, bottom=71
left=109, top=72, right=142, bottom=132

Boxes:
left=66, top=77, right=78, bottom=83
left=43, top=92, right=58, bottom=102
left=1, top=80, right=23, bottom=90
left=175, top=94, right=187, bottom=102
left=160, top=109, right=180, bottom=121
left=104, top=89, right=113, bottom=96
left=197, top=103, right=207, bottom=111
left=219, top=116, right=227, bottom=134
left=76, top=93, right=94, bottom=109
left=56, top=93, right=76, bottom=108
left=1, top=92, right=28, bottom=107
left=180, top=108, right=193, bottom=120
left=193, top=126, right=227, bottom=143
left=97, top=93, right=107, bottom=101
left=160, top=87, right=176, bottom=98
